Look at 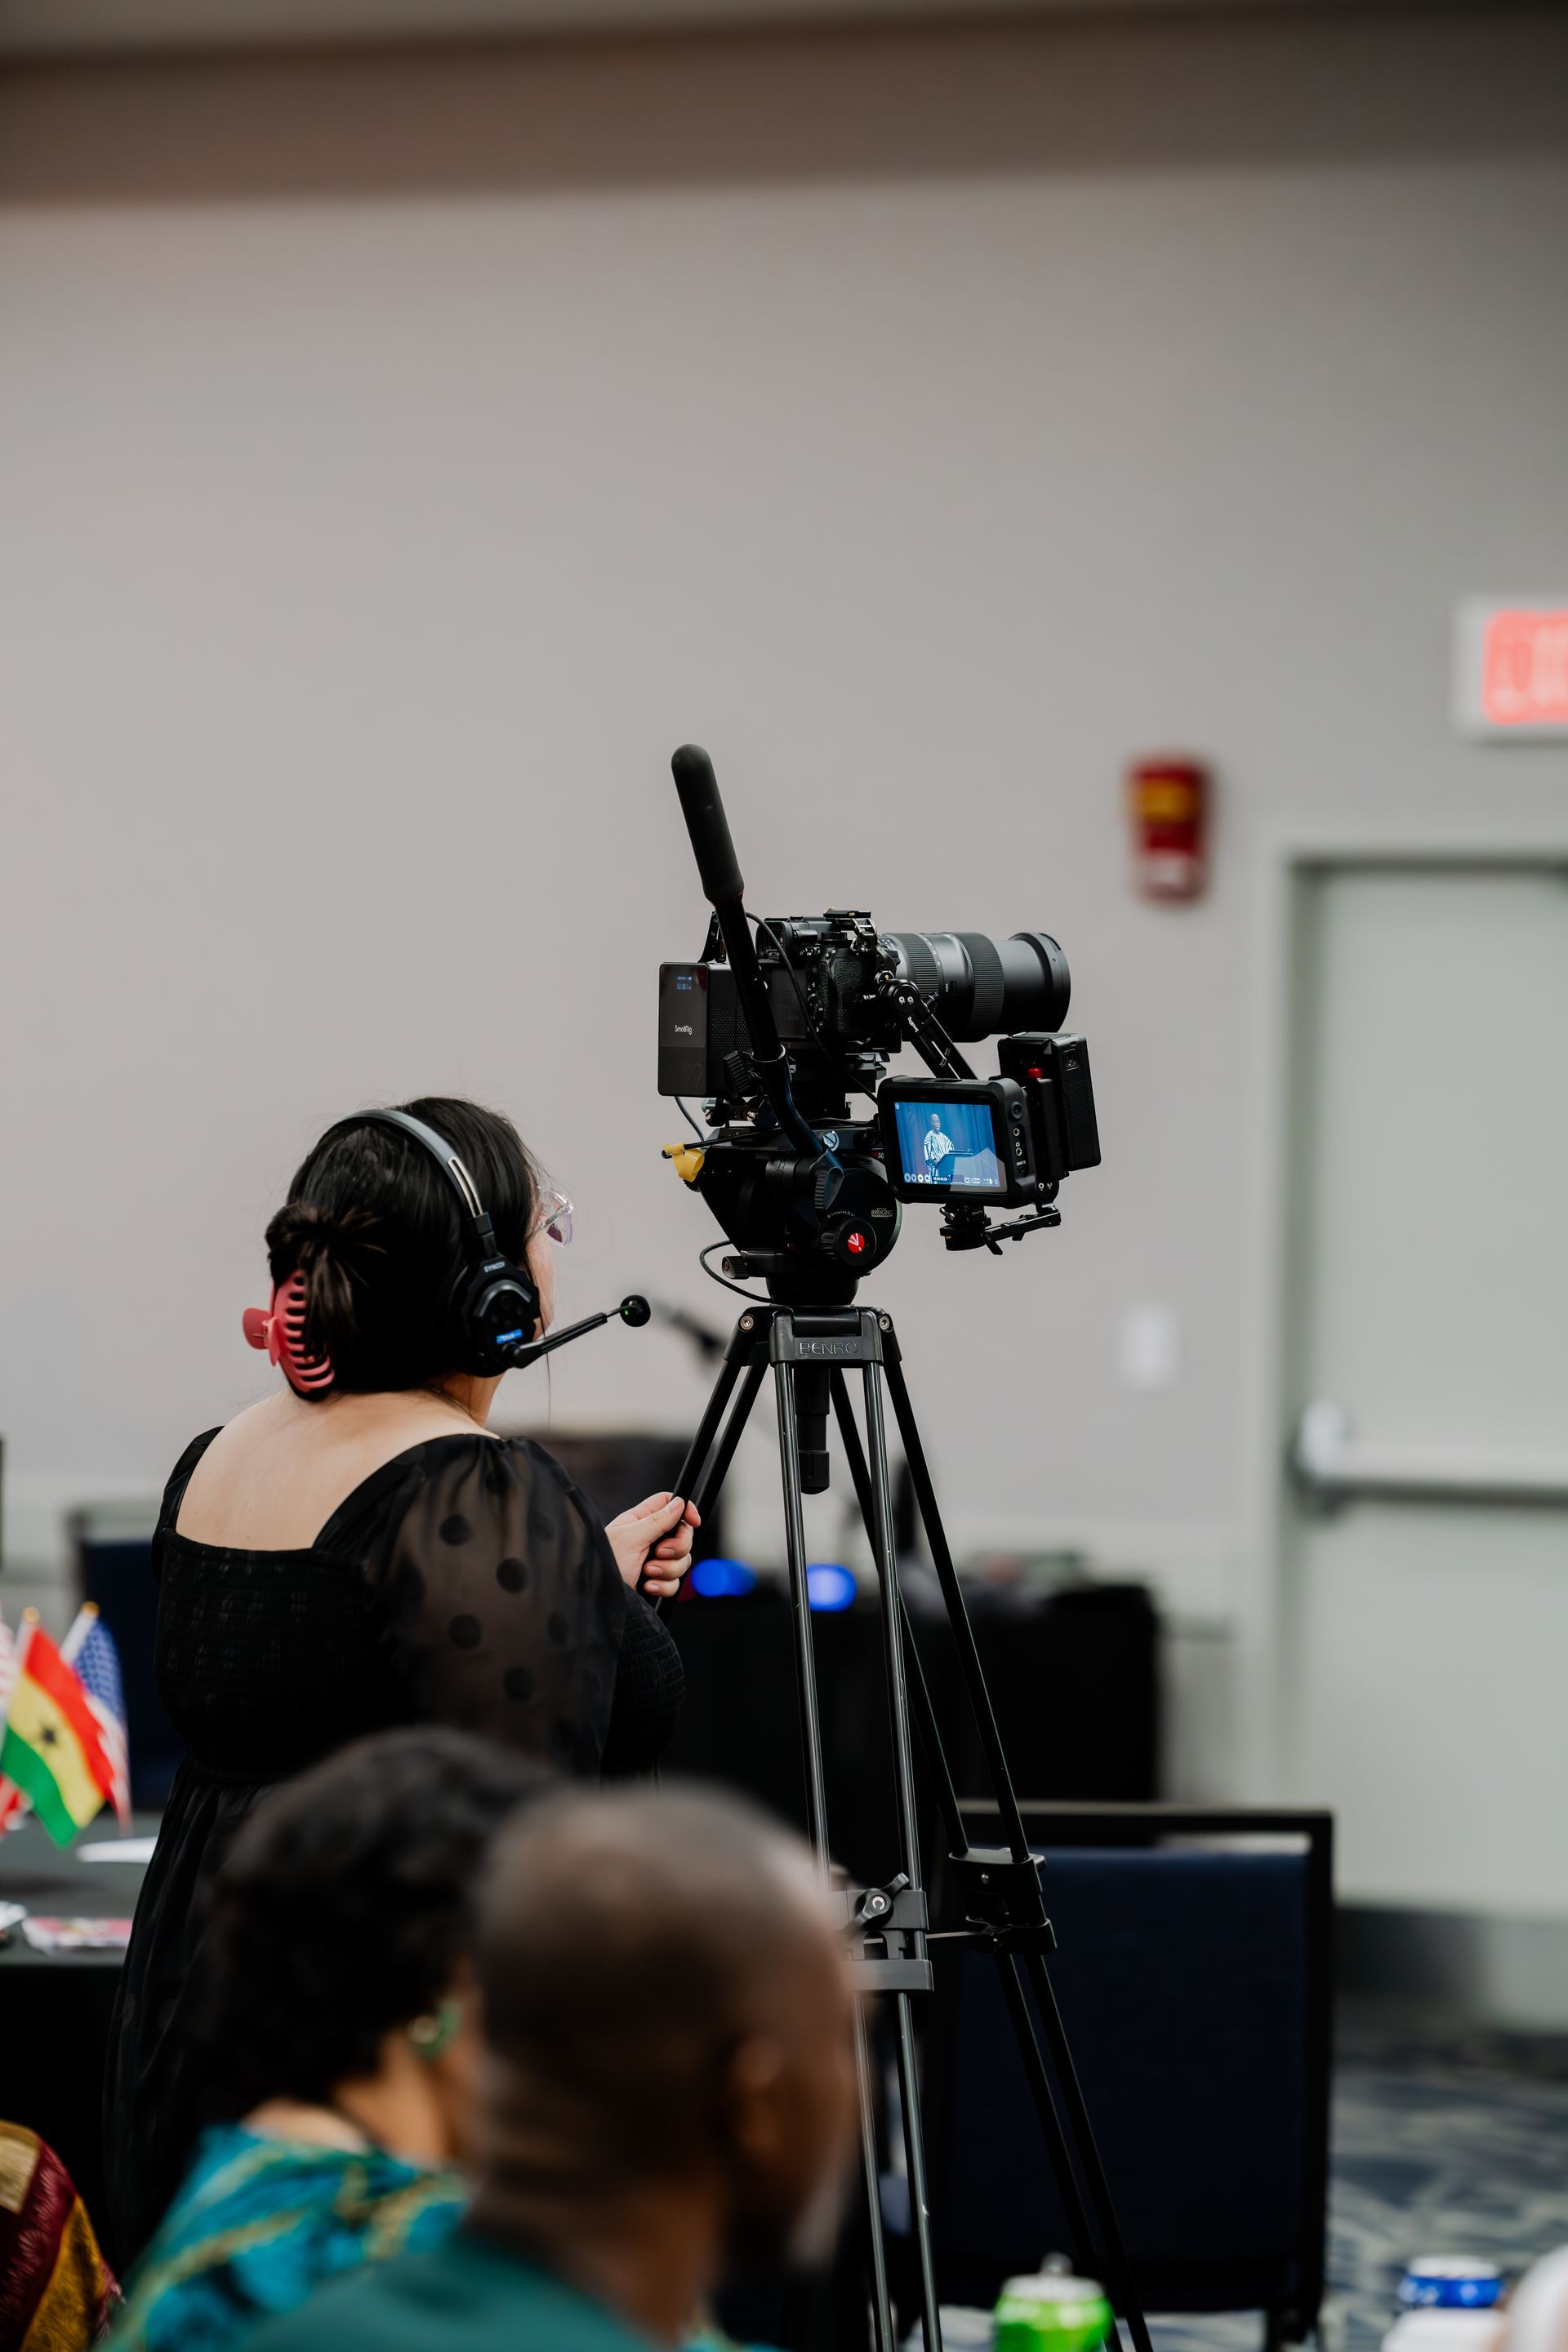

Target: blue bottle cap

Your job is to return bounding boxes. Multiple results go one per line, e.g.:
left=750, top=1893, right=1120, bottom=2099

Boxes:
left=1398, top=2260, right=1503, bottom=2311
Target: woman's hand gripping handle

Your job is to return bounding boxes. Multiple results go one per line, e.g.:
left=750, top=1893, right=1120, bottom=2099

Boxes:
left=605, top=1492, right=702, bottom=1601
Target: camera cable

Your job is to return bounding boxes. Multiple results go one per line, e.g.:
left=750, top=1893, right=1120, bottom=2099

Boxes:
left=697, top=1241, right=771, bottom=1306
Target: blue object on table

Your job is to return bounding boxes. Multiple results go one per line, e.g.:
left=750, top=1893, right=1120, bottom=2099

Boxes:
left=1399, top=2261, right=1503, bottom=2310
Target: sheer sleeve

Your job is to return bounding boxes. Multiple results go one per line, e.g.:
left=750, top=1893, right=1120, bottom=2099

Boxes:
left=364, top=1437, right=626, bottom=1777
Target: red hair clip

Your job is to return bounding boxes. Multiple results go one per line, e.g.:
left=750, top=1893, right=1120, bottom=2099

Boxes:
left=242, top=1271, right=335, bottom=1396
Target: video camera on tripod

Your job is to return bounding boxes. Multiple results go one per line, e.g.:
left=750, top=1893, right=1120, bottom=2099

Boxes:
left=658, top=745, right=1100, bottom=1292
left=657, top=746, right=1150, bottom=2352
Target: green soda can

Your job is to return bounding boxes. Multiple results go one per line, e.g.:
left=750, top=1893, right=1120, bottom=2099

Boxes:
left=992, top=2268, right=1114, bottom=2352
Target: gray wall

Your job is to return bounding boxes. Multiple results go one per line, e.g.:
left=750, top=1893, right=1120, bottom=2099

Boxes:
left=2, top=7, right=1566, bottom=1806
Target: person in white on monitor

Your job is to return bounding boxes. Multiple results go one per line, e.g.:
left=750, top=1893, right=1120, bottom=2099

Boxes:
left=922, top=1111, right=956, bottom=1182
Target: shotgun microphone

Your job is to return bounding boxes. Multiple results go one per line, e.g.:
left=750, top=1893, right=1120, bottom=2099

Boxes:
left=669, top=745, right=824, bottom=1165
left=503, top=1294, right=650, bottom=1371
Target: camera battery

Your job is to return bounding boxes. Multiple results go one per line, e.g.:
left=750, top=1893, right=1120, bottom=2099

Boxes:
left=1054, top=1035, right=1101, bottom=1168
left=998, top=1033, right=1102, bottom=1176
left=659, top=963, right=713, bottom=1096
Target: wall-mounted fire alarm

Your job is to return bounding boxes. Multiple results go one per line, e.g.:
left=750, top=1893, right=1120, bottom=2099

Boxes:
left=1128, top=758, right=1209, bottom=902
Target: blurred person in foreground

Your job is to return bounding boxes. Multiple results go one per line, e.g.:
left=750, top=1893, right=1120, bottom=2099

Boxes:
left=109, top=1729, right=548, bottom=2352
left=0, top=2123, right=118, bottom=2349
left=1495, top=2248, right=1568, bottom=2352
left=245, top=1785, right=858, bottom=2352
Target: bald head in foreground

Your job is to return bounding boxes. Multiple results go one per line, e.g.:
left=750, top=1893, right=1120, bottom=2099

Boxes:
left=247, top=1785, right=858, bottom=2352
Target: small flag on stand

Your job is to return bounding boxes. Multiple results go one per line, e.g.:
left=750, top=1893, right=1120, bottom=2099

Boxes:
left=62, top=1606, right=131, bottom=1830
left=0, top=1612, right=24, bottom=1833
left=0, top=1614, right=115, bottom=1847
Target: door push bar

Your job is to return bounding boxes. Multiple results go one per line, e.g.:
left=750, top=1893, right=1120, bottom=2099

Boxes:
left=1292, top=1401, right=1568, bottom=1508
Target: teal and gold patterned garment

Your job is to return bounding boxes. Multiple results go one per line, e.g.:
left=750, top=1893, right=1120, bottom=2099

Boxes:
left=106, top=2126, right=465, bottom=2352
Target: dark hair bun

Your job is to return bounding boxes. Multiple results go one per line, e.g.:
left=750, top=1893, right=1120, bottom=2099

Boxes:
left=265, top=1098, right=541, bottom=1400
left=265, top=1199, right=387, bottom=1371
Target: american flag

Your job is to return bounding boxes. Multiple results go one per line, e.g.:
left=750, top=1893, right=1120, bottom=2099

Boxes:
left=62, top=1608, right=131, bottom=1830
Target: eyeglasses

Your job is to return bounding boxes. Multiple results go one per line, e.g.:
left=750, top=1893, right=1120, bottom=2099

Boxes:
left=533, top=1189, right=573, bottom=1247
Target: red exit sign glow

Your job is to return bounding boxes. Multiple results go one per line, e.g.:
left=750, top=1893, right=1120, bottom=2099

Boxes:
left=1483, top=608, right=1568, bottom=726
left=1457, top=599, right=1568, bottom=739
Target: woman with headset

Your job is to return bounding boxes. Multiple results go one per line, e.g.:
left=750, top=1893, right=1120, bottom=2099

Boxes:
left=105, top=1098, right=697, bottom=2265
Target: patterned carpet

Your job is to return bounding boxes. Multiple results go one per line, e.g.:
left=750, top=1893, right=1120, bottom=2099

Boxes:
left=1325, top=2009, right=1568, bottom=2352
left=933, top=2009, right=1568, bottom=2352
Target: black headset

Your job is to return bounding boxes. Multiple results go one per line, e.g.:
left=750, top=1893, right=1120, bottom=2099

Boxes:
left=318, top=1107, right=543, bottom=1378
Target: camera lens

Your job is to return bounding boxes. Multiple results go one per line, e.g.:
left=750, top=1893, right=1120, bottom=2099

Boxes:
left=882, top=930, right=1071, bottom=1040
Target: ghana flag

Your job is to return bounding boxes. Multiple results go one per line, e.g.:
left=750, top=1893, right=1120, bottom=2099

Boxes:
left=0, top=1615, right=114, bottom=1846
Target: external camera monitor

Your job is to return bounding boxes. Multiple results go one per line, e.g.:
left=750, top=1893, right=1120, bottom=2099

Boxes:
left=875, top=1077, right=1036, bottom=1205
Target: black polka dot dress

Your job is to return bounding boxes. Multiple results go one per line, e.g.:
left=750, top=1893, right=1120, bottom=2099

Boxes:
left=105, top=1428, right=682, bottom=2264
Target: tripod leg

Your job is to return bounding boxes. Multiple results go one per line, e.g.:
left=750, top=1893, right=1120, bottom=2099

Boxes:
left=770, top=1320, right=896, bottom=2352
left=881, top=1352, right=1152, bottom=2352
left=893, top=1992, right=943, bottom=2352
left=1021, top=1950, right=1154, bottom=2352
left=674, top=1345, right=745, bottom=1507
left=858, top=1359, right=943, bottom=2352
left=657, top=1351, right=769, bottom=1622
left=773, top=1359, right=833, bottom=1860
left=831, top=1371, right=1099, bottom=2290
left=881, top=1353, right=1032, bottom=1861
left=830, top=1374, right=968, bottom=1855
left=854, top=2003, right=898, bottom=2352
left=859, top=1362, right=924, bottom=1881
left=687, top=1358, right=768, bottom=1524
left=994, top=1950, right=1098, bottom=2281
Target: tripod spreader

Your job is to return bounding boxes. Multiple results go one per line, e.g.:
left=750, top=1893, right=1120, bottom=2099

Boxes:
left=947, top=1846, right=1059, bottom=1940
left=843, top=1876, right=934, bottom=1993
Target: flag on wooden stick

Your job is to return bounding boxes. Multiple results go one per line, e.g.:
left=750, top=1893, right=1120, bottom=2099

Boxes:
left=0, top=1615, right=114, bottom=1846
left=0, top=1613, right=20, bottom=1833
left=62, top=1606, right=131, bottom=1830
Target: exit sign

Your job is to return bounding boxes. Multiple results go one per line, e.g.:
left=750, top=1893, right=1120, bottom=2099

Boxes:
left=1456, top=598, right=1568, bottom=740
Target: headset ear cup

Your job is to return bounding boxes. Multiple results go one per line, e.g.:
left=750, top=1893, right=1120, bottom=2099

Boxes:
left=451, top=1258, right=541, bottom=1375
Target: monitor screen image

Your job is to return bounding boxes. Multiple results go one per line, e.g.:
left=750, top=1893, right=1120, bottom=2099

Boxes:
left=891, top=1096, right=1001, bottom=1189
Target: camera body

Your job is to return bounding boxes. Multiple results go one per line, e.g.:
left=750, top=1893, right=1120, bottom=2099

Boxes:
left=659, top=912, right=1073, bottom=1118
left=659, top=912, right=893, bottom=1113
left=659, top=900, right=1099, bottom=1299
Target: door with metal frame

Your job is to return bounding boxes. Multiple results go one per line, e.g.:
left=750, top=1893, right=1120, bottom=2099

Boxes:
left=1282, top=861, right=1568, bottom=1918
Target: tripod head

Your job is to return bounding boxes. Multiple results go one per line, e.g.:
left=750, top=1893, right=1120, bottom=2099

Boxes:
left=661, top=745, right=1100, bottom=1298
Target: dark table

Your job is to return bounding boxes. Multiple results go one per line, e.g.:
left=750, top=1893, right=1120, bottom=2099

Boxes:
left=0, top=1812, right=155, bottom=2270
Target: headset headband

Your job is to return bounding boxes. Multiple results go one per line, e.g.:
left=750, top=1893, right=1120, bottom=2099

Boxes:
left=318, top=1107, right=500, bottom=1260
left=248, top=1105, right=541, bottom=1391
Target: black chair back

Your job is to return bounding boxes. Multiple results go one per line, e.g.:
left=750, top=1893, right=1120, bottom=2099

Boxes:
left=72, top=1524, right=184, bottom=1806
left=924, top=1804, right=1333, bottom=2338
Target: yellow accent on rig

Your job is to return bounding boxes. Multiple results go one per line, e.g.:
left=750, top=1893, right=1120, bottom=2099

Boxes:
left=662, top=1143, right=706, bottom=1183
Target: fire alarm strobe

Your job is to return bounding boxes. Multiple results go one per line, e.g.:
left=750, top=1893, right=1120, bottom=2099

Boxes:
left=1129, top=757, right=1209, bottom=902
